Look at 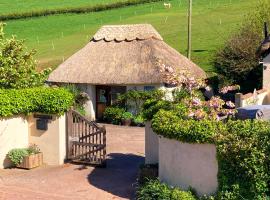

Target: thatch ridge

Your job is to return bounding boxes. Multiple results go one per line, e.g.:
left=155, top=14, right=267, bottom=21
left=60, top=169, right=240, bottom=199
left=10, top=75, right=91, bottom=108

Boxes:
left=92, top=24, right=163, bottom=42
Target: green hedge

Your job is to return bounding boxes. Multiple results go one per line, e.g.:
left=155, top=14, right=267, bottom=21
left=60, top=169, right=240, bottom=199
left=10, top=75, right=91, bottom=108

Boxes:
left=0, top=0, right=163, bottom=21
left=151, top=110, right=270, bottom=199
left=137, top=179, right=196, bottom=200
left=0, top=87, right=74, bottom=117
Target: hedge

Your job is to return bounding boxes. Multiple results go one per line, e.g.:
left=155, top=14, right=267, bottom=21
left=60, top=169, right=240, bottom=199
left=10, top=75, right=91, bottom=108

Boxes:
left=0, top=87, right=74, bottom=117
left=0, top=0, right=163, bottom=21
left=151, top=109, right=270, bottom=199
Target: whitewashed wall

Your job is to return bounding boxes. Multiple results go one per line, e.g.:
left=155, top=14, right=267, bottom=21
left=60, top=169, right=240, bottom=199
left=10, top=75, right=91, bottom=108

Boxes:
left=0, top=114, right=66, bottom=168
left=145, top=121, right=159, bottom=164
left=0, top=116, right=29, bottom=168
left=159, top=137, right=218, bottom=196
left=28, top=114, right=66, bottom=166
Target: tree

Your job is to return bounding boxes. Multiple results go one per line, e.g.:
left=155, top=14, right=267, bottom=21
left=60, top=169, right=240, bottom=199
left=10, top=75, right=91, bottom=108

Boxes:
left=0, top=23, right=51, bottom=89
left=214, top=0, right=270, bottom=92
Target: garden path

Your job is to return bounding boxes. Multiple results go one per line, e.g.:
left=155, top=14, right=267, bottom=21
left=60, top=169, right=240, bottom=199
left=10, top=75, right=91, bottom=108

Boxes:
left=0, top=124, right=145, bottom=200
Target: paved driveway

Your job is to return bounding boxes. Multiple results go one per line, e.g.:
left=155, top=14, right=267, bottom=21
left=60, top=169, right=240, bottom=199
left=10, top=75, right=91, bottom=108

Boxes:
left=0, top=124, right=145, bottom=200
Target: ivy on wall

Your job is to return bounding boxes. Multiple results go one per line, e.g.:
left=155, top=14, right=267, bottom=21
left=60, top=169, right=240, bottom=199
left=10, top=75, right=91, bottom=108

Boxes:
left=0, top=87, right=74, bottom=117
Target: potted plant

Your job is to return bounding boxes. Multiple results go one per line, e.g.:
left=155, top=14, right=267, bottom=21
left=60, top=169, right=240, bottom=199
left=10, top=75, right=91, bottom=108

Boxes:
left=121, top=112, right=133, bottom=126
left=8, top=144, right=43, bottom=169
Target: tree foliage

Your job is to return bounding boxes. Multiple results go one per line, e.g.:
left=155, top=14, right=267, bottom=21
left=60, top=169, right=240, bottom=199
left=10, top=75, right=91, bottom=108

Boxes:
left=214, top=0, right=270, bottom=92
left=0, top=23, right=51, bottom=89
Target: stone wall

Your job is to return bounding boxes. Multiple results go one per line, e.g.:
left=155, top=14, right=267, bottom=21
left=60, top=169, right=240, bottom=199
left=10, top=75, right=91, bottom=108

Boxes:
left=145, top=121, right=159, bottom=164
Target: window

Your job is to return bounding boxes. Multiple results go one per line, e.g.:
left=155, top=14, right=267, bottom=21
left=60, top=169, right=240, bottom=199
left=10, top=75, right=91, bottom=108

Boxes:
left=144, top=86, right=155, bottom=91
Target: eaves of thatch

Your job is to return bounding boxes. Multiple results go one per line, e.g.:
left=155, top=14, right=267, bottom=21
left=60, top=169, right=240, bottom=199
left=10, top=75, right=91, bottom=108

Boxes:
left=48, top=24, right=206, bottom=85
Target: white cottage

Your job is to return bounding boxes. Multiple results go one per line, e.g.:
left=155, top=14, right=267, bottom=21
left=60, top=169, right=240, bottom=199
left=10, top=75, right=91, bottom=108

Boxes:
left=48, top=24, right=206, bottom=120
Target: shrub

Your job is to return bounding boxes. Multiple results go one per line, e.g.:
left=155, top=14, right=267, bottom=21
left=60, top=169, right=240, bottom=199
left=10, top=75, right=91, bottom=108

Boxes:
left=8, top=148, right=29, bottom=166
left=0, top=87, right=74, bottom=117
left=137, top=179, right=196, bottom=200
left=142, top=99, right=173, bottom=121
left=151, top=112, right=270, bottom=199
left=133, top=115, right=145, bottom=126
left=103, top=107, right=125, bottom=124
left=0, top=23, right=51, bottom=89
left=214, top=0, right=270, bottom=92
left=117, top=89, right=165, bottom=115
left=121, top=112, right=133, bottom=120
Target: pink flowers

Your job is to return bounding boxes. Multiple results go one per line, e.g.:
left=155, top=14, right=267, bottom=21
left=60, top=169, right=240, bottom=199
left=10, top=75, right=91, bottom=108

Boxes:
left=157, top=59, right=237, bottom=121
left=226, top=101, right=235, bottom=108
left=220, top=85, right=240, bottom=94
left=191, top=97, right=202, bottom=106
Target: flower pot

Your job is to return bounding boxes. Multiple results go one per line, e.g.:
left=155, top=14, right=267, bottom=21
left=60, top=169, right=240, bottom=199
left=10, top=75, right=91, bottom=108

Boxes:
left=17, top=153, right=43, bottom=169
left=121, top=119, right=132, bottom=126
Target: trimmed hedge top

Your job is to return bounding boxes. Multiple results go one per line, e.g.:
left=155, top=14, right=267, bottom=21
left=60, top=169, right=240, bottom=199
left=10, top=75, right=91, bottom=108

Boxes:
left=0, top=87, right=74, bottom=117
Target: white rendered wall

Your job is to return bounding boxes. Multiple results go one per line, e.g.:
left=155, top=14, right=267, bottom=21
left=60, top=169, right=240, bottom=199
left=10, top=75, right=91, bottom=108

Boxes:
left=145, top=121, right=159, bottom=164
left=0, top=116, right=29, bottom=168
left=159, top=137, right=218, bottom=196
left=28, top=114, right=66, bottom=166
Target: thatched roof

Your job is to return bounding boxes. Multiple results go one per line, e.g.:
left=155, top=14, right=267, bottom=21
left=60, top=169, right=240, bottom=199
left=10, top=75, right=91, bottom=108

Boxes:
left=48, top=24, right=206, bottom=85
left=256, top=36, right=270, bottom=57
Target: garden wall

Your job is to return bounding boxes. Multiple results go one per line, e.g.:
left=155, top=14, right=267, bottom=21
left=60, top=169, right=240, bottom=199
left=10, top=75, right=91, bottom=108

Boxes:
left=0, top=116, right=29, bottom=168
left=145, top=123, right=218, bottom=196
left=28, top=114, right=66, bottom=166
left=0, top=114, right=66, bottom=168
left=145, top=121, right=159, bottom=164
left=159, top=137, right=218, bottom=196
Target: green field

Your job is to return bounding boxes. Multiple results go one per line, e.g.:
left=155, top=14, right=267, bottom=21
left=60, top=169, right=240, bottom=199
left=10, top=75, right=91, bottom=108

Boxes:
left=0, top=0, right=121, bottom=14
left=4, top=0, right=258, bottom=73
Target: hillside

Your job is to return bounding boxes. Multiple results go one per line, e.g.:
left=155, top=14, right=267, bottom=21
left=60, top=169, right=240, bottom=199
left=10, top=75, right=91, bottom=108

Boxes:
left=3, top=0, right=258, bottom=72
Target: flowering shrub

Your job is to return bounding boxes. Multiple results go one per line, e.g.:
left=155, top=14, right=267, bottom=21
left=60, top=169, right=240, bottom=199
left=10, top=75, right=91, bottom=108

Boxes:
left=143, top=61, right=238, bottom=121
left=143, top=61, right=270, bottom=199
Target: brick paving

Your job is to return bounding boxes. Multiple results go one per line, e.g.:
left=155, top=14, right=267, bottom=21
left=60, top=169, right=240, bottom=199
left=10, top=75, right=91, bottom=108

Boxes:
left=0, top=124, right=145, bottom=200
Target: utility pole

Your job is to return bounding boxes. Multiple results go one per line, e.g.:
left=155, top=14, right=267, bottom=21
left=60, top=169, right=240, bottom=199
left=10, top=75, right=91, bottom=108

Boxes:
left=187, top=0, right=192, bottom=59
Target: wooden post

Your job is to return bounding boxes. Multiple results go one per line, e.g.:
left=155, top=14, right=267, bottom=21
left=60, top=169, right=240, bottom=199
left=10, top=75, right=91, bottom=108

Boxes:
left=187, top=0, right=192, bottom=59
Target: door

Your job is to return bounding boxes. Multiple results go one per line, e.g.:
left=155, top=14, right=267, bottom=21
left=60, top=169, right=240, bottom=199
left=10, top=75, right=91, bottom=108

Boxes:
left=96, top=86, right=111, bottom=120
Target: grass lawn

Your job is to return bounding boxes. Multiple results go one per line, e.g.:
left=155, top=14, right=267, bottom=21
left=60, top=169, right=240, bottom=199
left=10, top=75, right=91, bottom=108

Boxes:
left=0, top=0, right=122, bottom=15
left=4, top=0, right=258, bottom=73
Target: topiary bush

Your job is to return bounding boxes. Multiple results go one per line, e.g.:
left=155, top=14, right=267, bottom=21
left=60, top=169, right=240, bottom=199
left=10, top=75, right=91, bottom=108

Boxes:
left=0, top=87, right=74, bottom=117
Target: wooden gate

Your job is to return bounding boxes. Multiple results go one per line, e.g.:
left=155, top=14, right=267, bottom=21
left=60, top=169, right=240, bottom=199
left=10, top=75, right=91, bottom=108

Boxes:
left=66, top=109, right=106, bottom=166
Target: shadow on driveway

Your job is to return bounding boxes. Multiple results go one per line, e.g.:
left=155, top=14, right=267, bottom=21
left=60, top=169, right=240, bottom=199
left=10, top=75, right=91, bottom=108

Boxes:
left=87, top=153, right=144, bottom=199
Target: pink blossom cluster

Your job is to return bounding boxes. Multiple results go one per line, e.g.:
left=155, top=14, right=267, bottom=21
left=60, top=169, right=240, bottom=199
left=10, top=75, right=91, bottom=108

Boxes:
left=157, top=60, right=237, bottom=121
left=219, top=85, right=240, bottom=94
